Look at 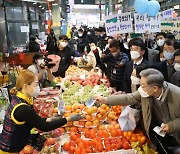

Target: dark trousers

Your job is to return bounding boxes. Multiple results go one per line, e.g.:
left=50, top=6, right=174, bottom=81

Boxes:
left=150, top=130, right=179, bottom=154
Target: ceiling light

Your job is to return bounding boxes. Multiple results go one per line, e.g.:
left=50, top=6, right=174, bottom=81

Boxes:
left=47, top=0, right=54, bottom=1
left=33, top=2, right=37, bottom=5
left=52, top=3, right=58, bottom=6
left=42, top=7, right=45, bottom=9
left=39, top=5, right=42, bottom=8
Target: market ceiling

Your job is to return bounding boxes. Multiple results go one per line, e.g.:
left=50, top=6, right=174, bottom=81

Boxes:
left=19, top=0, right=59, bottom=3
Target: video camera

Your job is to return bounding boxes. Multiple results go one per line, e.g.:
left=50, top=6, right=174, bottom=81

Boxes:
left=41, top=57, right=55, bottom=69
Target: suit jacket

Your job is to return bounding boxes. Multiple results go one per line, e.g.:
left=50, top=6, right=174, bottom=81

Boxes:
left=123, top=59, right=150, bottom=93
left=148, top=48, right=159, bottom=64
left=152, top=60, right=168, bottom=82
left=108, top=82, right=180, bottom=144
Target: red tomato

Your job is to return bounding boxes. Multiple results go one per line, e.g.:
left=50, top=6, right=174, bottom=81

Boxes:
left=123, top=142, right=130, bottom=149
left=22, top=145, right=33, bottom=154
left=68, top=146, right=75, bottom=154
left=63, top=142, right=70, bottom=151
left=45, top=138, right=56, bottom=146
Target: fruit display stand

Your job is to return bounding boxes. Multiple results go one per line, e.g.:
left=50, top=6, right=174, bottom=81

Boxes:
left=20, top=65, right=157, bottom=154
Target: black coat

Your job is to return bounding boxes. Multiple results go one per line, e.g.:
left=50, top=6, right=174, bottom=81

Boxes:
left=152, top=60, right=168, bottom=82
left=123, top=59, right=150, bottom=93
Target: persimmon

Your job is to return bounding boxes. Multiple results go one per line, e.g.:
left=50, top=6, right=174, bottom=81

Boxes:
left=139, top=136, right=146, bottom=144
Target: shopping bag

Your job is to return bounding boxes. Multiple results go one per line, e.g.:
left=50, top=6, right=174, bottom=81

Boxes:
left=0, top=87, right=10, bottom=122
left=118, top=105, right=140, bottom=131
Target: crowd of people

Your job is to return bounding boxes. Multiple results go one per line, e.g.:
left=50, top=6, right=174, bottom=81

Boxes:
left=0, top=26, right=179, bottom=154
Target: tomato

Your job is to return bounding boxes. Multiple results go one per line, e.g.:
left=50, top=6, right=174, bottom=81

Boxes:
left=70, top=134, right=78, bottom=142
left=22, top=145, right=34, bottom=154
left=63, top=142, right=70, bottom=151
left=78, top=141, right=85, bottom=149
left=45, top=138, right=56, bottom=146
left=75, top=148, right=81, bottom=154
left=86, top=147, right=93, bottom=153
left=123, top=142, right=130, bottom=149
left=90, top=139, right=97, bottom=148
left=69, top=141, right=76, bottom=147
left=117, top=129, right=123, bottom=136
left=32, top=149, right=38, bottom=154
left=105, top=144, right=112, bottom=152
left=68, top=146, right=75, bottom=154
left=89, top=131, right=96, bottom=139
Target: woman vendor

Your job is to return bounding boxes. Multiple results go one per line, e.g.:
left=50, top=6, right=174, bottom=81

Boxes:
left=0, top=70, right=83, bottom=153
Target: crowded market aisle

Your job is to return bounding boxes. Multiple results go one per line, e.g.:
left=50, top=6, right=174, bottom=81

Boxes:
left=0, top=0, right=180, bottom=154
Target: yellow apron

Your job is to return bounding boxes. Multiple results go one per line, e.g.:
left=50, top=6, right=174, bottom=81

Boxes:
left=0, top=150, right=18, bottom=154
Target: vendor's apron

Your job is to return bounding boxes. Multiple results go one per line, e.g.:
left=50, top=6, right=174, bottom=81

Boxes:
left=0, top=149, right=18, bottom=154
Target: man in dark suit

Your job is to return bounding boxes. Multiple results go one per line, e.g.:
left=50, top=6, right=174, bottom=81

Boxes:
left=123, top=38, right=150, bottom=93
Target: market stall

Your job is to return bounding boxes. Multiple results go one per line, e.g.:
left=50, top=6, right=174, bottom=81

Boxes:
left=3, top=65, right=157, bottom=154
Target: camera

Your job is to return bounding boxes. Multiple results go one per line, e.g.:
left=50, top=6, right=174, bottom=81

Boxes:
left=40, top=57, right=55, bottom=69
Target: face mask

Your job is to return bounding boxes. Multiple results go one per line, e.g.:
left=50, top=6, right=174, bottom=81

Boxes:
left=130, top=51, right=140, bottom=60
left=90, top=46, right=97, bottom=51
left=105, top=44, right=109, bottom=49
left=163, top=51, right=175, bottom=60
left=138, top=86, right=149, bottom=97
left=127, top=38, right=131, bottom=43
left=100, top=34, right=103, bottom=37
left=174, top=63, right=180, bottom=72
left=112, top=52, right=119, bottom=57
left=37, top=59, right=44, bottom=66
left=131, top=76, right=140, bottom=85
left=60, top=42, right=68, bottom=48
left=31, top=86, right=40, bottom=97
left=160, top=57, right=165, bottom=61
left=122, top=36, right=125, bottom=40
left=78, top=33, right=83, bottom=37
left=87, top=32, right=91, bottom=35
left=157, top=39, right=165, bottom=47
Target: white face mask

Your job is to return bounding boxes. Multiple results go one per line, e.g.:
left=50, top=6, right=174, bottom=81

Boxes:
left=78, top=33, right=83, bottom=37
left=31, top=86, right=40, bottom=97
left=90, top=46, right=97, bottom=51
left=174, top=63, right=180, bottom=72
left=157, top=39, right=165, bottom=47
left=160, top=57, right=165, bottom=61
left=37, top=59, right=44, bottom=66
left=138, top=86, right=149, bottom=97
left=131, top=51, right=140, bottom=60
left=60, top=42, right=68, bottom=48
left=131, top=76, right=140, bottom=85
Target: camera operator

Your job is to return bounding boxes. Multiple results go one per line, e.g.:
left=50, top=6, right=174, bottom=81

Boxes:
left=52, top=35, right=73, bottom=78
left=28, top=53, right=54, bottom=87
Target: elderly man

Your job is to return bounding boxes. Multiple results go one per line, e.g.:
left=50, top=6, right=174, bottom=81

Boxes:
left=94, top=68, right=180, bottom=153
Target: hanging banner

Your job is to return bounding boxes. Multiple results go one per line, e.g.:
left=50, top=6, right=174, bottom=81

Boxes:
left=161, top=18, right=180, bottom=39
left=134, top=13, right=161, bottom=33
left=105, top=12, right=133, bottom=36
left=160, top=8, right=173, bottom=20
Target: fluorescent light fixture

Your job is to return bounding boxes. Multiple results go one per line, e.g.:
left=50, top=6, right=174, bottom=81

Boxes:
left=42, top=7, right=45, bottom=9
left=52, top=3, right=58, bottom=6
left=39, top=5, right=42, bottom=8
left=74, top=4, right=100, bottom=9
left=33, top=2, right=37, bottom=5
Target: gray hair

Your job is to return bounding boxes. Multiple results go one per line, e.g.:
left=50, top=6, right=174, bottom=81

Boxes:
left=140, top=68, right=164, bottom=88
